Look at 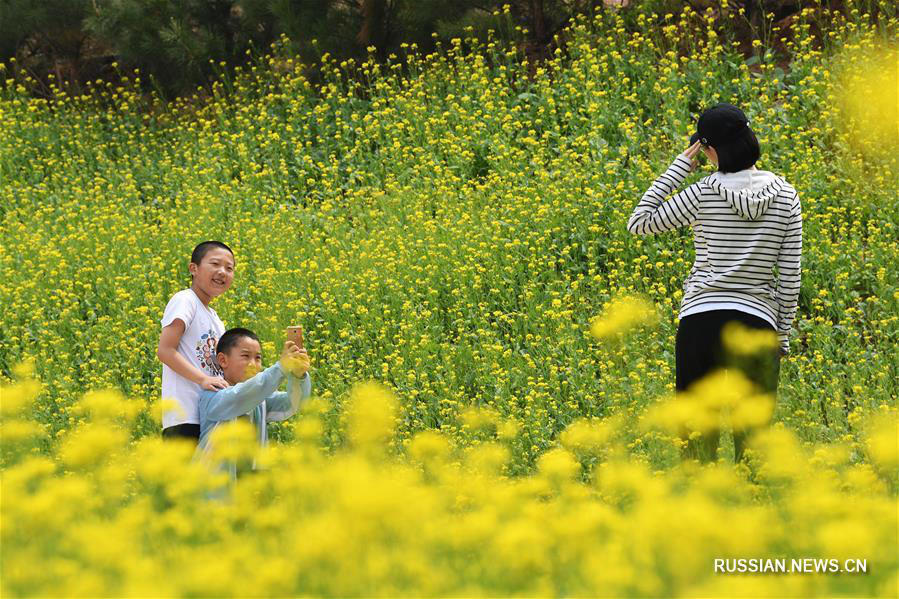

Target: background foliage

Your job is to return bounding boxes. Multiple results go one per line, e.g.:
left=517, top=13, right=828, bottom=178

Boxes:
left=2, top=0, right=895, bottom=465
left=0, top=0, right=859, bottom=96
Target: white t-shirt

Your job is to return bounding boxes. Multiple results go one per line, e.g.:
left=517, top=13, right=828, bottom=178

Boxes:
left=160, top=289, right=226, bottom=428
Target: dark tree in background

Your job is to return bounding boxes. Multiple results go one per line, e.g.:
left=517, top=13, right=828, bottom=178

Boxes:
left=0, top=0, right=595, bottom=95
left=82, top=0, right=270, bottom=93
left=0, top=0, right=93, bottom=91
left=0, top=0, right=856, bottom=97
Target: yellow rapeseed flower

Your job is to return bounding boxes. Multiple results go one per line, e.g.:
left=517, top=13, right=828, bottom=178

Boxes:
left=589, top=295, right=658, bottom=340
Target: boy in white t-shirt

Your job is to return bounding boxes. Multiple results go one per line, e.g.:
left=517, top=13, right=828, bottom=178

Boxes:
left=157, top=241, right=235, bottom=441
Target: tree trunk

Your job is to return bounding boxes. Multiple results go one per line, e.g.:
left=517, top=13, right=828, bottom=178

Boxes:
left=357, top=0, right=387, bottom=50
left=530, top=0, right=547, bottom=43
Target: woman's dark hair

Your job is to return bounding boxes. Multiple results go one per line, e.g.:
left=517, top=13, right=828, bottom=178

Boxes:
left=715, top=128, right=761, bottom=173
left=191, top=241, right=233, bottom=266
left=217, top=328, right=260, bottom=356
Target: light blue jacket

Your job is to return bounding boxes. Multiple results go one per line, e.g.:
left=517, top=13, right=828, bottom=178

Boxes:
left=197, top=362, right=312, bottom=476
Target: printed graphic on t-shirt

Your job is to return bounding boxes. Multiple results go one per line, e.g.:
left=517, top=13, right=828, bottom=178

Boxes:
left=196, top=330, right=223, bottom=376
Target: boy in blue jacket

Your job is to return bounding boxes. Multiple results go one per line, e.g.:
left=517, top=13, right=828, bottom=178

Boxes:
left=197, top=327, right=312, bottom=476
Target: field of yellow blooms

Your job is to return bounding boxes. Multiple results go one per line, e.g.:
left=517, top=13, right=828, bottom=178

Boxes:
left=1, top=1, right=897, bottom=596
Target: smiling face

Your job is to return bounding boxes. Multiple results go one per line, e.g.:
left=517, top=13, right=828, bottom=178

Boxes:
left=189, top=247, right=234, bottom=303
left=217, top=335, right=263, bottom=385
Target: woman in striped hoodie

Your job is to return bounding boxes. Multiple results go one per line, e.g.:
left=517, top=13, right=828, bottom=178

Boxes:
left=627, top=103, right=802, bottom=463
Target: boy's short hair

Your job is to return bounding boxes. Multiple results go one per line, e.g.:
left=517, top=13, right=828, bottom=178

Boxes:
left=191, top=241, right=234, bottom=266
left=217, top=328, right=260, bottom=356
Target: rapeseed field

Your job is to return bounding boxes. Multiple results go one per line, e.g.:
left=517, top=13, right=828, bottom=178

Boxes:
left=1, top=1, right=896, bottom=596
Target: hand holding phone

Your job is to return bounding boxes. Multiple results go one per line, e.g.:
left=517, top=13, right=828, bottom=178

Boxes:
left=279, top=340, right=310, bottom=377
left=286, top=326, right=304, bottom=349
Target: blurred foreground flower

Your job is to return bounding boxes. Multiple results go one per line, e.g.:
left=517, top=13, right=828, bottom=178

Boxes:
left=156, top=398, right=185, bottom=424
left=865, top=411, right=899, bottom=472
left=834, top=42, right=899, bottom=160
left=642, top=370, right=774, bottom=434
left=560, top=416, right=621, bottom=456
left=590, top=295, right=658, bottom=340
left=722, top=322, right=778, bottom=356
left=461, top=405, right=500, bottom=433
left=209, top=418, right=259, bottom=464
left=345, top=382, right=398, bottom=450
left=2, top=368, right=898, bottom=597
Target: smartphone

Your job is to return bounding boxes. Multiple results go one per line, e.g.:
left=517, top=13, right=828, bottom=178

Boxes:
left=286, top=326, right=304, bottom=348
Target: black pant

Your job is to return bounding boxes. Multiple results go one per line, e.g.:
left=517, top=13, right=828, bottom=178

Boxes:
left=162, top=423, right=200, bottom=442
left=675, top=309, right=780, bottom=462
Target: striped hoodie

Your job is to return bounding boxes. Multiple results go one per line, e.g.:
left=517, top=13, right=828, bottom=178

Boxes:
left=627, top=154, right=802, bottom=353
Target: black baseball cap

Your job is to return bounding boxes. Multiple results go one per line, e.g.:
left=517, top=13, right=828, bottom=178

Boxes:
left=690, top=103, right=751, bottom=148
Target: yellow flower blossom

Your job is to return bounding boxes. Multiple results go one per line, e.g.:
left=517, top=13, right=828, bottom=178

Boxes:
left=590, top=295, right=658, bottom=340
